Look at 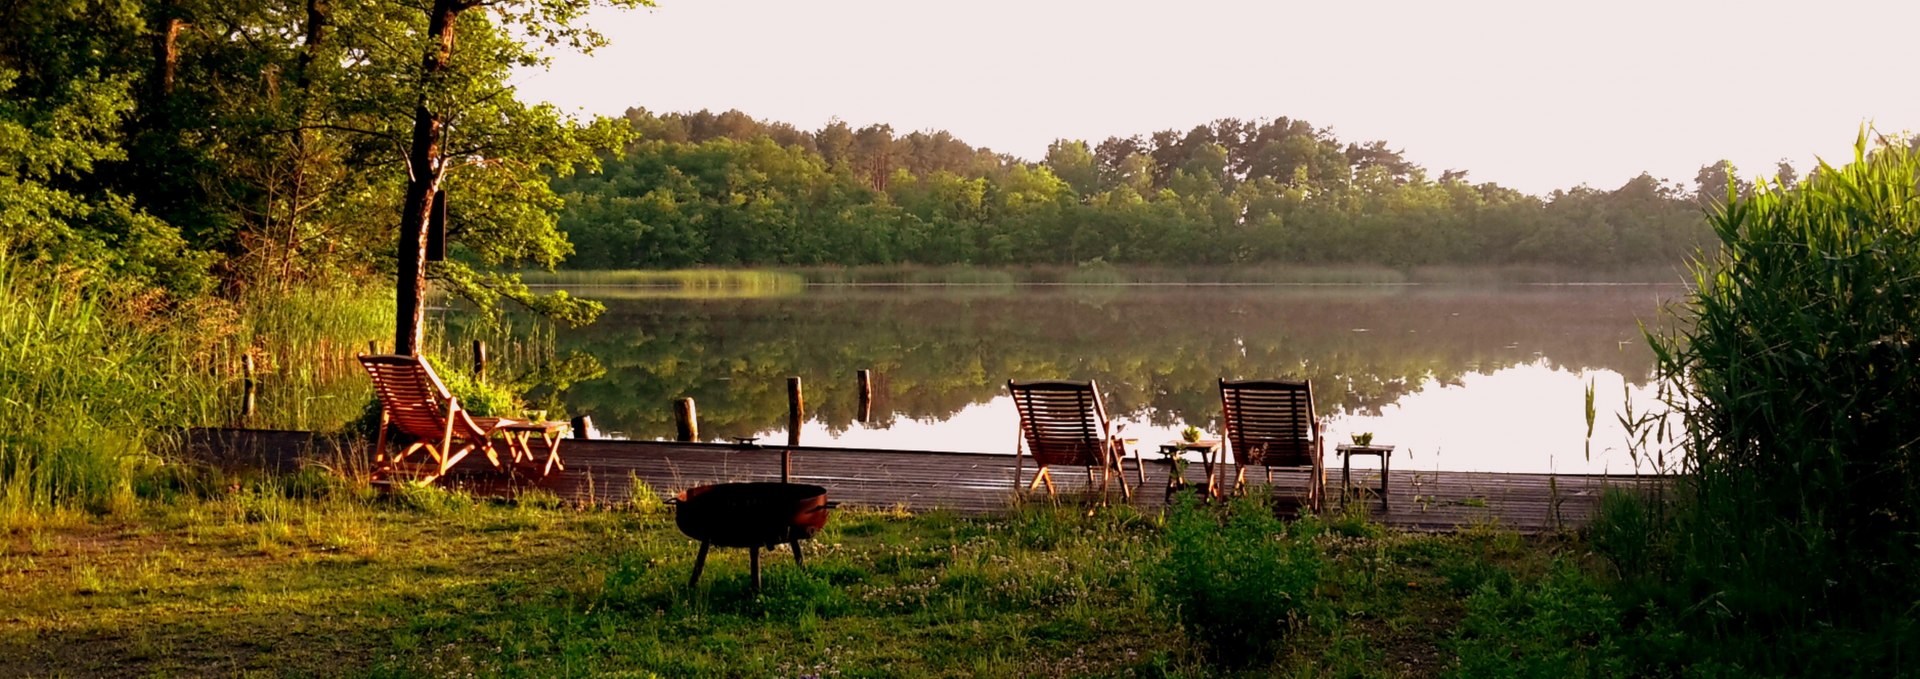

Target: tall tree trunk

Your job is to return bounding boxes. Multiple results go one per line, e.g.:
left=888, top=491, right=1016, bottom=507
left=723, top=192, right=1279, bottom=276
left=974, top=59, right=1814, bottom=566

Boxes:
left=395, top=0, right=462, bottom=356
left=147, top=0, right=181, bottom=107
left=279, top=0, right=332, bottom=293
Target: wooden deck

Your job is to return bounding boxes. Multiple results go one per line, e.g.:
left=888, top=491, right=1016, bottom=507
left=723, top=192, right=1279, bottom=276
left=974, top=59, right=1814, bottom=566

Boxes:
left=176, top=428, right=1664, bottom=532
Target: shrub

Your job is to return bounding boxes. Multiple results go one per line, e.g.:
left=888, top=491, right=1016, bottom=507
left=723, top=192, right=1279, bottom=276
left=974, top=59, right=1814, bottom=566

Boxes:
left=1151, top=495, right=1322, bottom=666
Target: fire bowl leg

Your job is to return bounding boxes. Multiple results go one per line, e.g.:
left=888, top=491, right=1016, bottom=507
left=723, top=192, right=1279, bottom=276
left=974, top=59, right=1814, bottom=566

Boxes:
left=790, top=540, right=805, bottom=568
left=749, top=546, right=762, bottom=594
left=689, top=541, right=710, bottom=588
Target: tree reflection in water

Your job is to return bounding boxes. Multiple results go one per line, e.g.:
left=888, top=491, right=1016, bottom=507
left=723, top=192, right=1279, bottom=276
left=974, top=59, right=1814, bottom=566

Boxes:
left=551, top=285, right=1681, bottom=473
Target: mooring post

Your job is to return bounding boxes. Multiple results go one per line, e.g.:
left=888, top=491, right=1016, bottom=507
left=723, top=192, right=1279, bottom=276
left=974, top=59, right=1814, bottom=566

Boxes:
left=241, top=353, right=257, bottom=422
left=571, top=415, right=595, bottom=440
left=674, top=397, right=699, bottom=442
left=472, top=340, right=487, bottom=383
left=787, top=377, right=804, bottom=447
left=856, top=369, right=873, bottom=423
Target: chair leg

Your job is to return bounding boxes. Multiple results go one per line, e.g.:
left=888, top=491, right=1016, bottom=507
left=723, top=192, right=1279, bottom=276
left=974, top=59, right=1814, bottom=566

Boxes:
left=1026, top=467, right=1048, bottom=493
left=1041, top=468, right=1057, bottom=498
left=373, top=415, right=391, bottom=466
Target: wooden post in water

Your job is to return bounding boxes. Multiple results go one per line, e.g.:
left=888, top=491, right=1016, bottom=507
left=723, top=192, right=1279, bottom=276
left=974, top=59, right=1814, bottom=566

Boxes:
left=471, top=340, right=487, bottom=382
left=786, top=377, right=804, bottom=447
left=674, top=398, right=699, bottom=442
left=856, top=369, right=873, bottom=423
left=571, top=415, right=595, bottom=440
left=241, top=353, right=257, bottom=422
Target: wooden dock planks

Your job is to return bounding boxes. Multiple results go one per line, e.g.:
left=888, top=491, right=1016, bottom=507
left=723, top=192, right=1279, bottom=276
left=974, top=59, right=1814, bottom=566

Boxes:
left=178, top=429, right=1666, bottom=533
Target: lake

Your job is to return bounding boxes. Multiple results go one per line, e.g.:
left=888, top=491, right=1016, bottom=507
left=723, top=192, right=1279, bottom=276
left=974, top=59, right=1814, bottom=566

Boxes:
left=550, top=284, right=1685, bottom=475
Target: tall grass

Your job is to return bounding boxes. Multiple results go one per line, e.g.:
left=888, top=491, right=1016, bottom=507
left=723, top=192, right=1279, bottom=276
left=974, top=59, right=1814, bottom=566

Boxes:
left=0, top=251, right=398, bottom=524
left=204, top=287, right=394, bottom=430
left=0, top=255, right=209, bottom=520
left=1620, top=132, right=1920, bottom=672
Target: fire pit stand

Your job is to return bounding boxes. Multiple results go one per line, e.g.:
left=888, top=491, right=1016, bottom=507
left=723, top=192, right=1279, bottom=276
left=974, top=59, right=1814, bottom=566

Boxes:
left=670, top=449, right=834, bottom=593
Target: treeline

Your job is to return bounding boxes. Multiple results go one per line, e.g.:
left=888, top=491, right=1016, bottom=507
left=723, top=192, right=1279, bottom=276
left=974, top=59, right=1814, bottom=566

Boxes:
left=556, top=108, right=1758, bottom=270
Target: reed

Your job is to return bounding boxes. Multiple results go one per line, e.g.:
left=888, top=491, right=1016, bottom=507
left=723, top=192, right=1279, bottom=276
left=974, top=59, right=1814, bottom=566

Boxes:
left=1624, top=131, right=1920, bottom=671
left=0, top=254, right=205, bottom=521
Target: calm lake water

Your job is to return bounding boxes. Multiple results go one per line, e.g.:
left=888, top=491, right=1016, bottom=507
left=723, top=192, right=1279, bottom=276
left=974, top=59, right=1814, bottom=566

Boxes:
left=552, top=284, right=1685, bottom=474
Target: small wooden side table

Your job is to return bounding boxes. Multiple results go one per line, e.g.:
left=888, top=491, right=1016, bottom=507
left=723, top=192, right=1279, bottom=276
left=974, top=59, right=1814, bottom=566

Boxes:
left=1158, top=439, right=1222, bottom=494
left=1336, top=444, right=1394, bottom=508
left=495, top=420, right=570, bottom=478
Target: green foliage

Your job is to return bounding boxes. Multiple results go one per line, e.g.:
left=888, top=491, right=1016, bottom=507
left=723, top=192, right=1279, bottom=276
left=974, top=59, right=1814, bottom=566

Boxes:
left=0, top=0, right=638, bottom=326
left=1627, top=130, right=1920, bottom=673
left=1152, top=495, right=1322, bottom=666
left=1445, top=562, right=1630, bottom=678
left=0, top=38, right=211, bottom=297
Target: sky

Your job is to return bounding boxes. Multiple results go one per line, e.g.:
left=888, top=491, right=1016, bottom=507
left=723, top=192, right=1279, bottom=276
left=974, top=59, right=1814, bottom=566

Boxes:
left=512, top=0, right=1920, bottom=196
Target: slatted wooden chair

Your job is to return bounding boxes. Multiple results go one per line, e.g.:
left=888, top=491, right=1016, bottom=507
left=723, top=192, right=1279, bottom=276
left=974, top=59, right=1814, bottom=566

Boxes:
left=1219, top=378, right=1326, bottom=510
left=357, top=354, right=503, bottom=486
left=1008, top=379, right=1139, bottom=502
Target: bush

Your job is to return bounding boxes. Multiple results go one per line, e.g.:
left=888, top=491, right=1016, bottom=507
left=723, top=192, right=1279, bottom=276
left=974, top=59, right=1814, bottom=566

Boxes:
left=1151, top=495, right=1322, bottom=666
left=1634, top=131, right=1920, bottom=672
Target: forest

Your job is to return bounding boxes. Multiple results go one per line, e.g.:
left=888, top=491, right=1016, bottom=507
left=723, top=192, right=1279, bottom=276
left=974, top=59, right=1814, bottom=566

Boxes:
left=555, top=107, right=1766, bottom=271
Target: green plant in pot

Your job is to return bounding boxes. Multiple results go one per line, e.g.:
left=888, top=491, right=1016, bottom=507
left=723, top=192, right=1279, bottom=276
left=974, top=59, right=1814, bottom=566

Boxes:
left=1351, top=432, right=1374, bottom=446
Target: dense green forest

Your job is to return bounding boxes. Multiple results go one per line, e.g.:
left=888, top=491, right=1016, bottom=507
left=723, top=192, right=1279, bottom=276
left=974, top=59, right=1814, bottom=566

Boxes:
left=555, top=108, right=1766, bottom=270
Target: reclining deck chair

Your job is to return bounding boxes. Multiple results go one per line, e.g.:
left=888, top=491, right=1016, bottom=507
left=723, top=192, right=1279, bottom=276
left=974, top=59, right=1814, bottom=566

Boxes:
left=1008, top=379, right=1139, bottom=502
left=357, top=354, right=503, bottom=486
left=1219, top=378, right=1326, bottom=510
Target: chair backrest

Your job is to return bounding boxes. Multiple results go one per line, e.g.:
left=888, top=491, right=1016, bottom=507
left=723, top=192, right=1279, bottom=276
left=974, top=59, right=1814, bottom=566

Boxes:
left=1219, top=378, right=1318, bottom=468
left=357, top=354, right=483, bottom=441
left=1008, top=379, right=1112, bottom=467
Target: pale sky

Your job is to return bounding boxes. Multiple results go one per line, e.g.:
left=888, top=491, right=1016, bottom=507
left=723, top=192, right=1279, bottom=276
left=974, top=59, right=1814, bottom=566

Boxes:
left=513, top=0, right=1920, bottom=196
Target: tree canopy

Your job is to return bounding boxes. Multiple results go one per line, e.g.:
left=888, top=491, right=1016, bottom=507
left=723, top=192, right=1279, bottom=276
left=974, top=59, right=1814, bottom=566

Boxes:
left=0, top=0, right=639, bottom=317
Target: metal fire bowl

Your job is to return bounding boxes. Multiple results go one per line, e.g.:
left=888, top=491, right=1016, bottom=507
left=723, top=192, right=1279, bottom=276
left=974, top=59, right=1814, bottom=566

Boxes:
left=672, top=482, right=833, bottom=549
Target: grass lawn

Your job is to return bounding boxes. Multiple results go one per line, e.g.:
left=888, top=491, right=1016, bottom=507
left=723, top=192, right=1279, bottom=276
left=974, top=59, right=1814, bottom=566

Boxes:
left=1, top=482, right=1612, bottom=678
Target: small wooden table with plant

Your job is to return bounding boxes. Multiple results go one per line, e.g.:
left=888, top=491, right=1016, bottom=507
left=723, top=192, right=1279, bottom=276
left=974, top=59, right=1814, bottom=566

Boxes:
left=1336, top=433, right=1393, bottom=509
left=1159, top=426, right=1223, bottom=498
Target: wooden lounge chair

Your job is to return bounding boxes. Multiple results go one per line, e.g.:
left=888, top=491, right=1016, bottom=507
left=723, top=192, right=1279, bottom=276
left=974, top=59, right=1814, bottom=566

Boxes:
left=1008, top=379, right=1139, bottom=501
left=1219, top=378, right=1326, bottom=510
left=357, top=354, right=504, bottom=486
